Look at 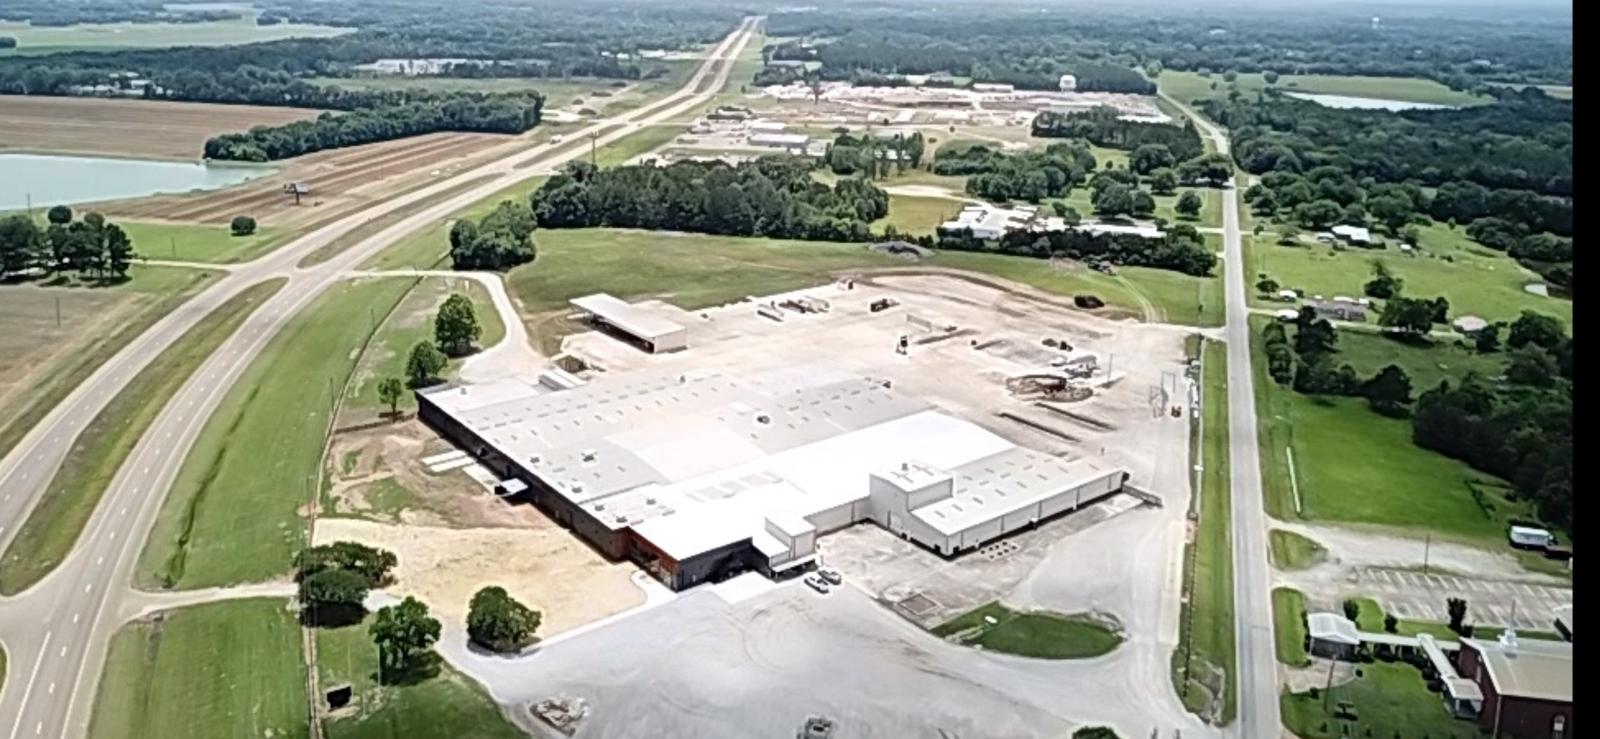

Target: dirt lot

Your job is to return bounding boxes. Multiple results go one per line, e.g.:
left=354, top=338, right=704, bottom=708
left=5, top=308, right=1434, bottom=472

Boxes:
left=0, top=95, right=320, bottom=160
left=106, top=132, right=518, bottom=228
left=313, top=517, right=644, bottom=636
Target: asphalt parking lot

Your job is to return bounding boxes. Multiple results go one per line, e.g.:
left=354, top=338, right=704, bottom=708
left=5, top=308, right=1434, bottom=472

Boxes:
left=1350, top=568, right=1570, bottom=631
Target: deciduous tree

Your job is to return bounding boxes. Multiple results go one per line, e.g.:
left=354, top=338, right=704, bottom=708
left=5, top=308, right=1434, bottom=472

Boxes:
left=435, top=293, right=481, bottom=356
left=467, top=586, right=542, bottom=653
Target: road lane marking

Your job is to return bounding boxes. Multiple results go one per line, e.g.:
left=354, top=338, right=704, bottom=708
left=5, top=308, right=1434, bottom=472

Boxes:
left=8, top=630, right=53, bottom=739
left=47, top=683, right=55, bottom=695
left=73, top=613, right=80, bottom=624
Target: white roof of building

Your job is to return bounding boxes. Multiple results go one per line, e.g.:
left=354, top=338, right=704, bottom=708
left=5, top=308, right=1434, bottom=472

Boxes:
left=570, top=293, right=685, bottom=341
left=1463, top=634, right=1573, bottom=702
left=1077, top=222, right=1166, bottom=238
left=909, top=447, right=1116, bottom=536
left=1307, top=612, right=1362, bottom=645
left=751, top=132, right=811, bottom=146
left=1331, top=224, right=1372, bottom=242
left=1453, top=315, right=1489, bottom=332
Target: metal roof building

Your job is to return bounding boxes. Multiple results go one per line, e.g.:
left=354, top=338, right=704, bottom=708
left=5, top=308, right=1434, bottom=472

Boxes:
left=569, top=293, right=687, bottom=353
left=418, top=368, right=1128, bottom=590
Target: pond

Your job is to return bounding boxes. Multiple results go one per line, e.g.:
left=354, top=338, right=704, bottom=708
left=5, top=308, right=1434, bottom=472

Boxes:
left=1284, top=92, right=1457, bottom=111
left=0, top=153, right=271, bottom=211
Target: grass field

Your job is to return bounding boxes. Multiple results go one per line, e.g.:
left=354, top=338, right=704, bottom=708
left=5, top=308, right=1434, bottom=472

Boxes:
left=931, top=602, right=1122, bottom=659
left=124, top=221, right=290, bottom=264
left=1269, top=529, right=1328, bottom=571
left=137, top=277, right=415, bottom=589
left=1172, top=339, right=1236, bottom=723
left=593, top=124, right=684, bottom=168
left=359, top=177, right=548, bottom=272
left=1272, top=588, right=1310, bottom=667
left=1281, top=661, right=1480, bottom=739
left=317, top=614, right=525, bottom=739
left=1159, top=70, right=1489, bottom=107
left=0, top=16, right=347, bottom=55
left=1249, top=315, right=1541, bottom=548
left=89, top=598, right=307, bottom=739
left=1249, top=224, right=1571, bottom=326
left=0, top=265, right=217, bottom=464
left=0, top=278, right=284, bottom=595
left=343, top=276, right=505, bottom=415
left=873, top=193, right=966, bottom=236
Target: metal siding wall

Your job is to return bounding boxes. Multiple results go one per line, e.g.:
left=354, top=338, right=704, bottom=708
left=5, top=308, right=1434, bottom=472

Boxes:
left=807, top=501, right=857, bottom=533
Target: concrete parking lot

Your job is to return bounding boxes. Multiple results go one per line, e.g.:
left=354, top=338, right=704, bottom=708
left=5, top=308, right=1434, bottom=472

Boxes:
left=1349, top=568, right=1570, bottom=631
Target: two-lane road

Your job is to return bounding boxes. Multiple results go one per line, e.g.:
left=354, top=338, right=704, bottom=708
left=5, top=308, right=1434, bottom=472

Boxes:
left=0, top=18, right=758, bottom=739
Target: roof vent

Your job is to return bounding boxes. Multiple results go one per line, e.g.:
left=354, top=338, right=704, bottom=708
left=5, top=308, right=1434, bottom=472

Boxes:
left=594, top=502, right=605, bottom=511
left=529, top=455, right=542, bottom=465
left=580, top=450, right=598, bottom=463
left=645, top=497, right=657, bottom=505
left=1499, top=628, right=1519, bottom=655
left=755, top=414, right=771, bottom=425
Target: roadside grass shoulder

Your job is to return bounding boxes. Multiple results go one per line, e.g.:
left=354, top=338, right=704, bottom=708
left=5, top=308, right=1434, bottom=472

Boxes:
left=1272, top=588, right=1310, bottom=667
left=0, top=278, right=285, bottom=595
left=931, top=602, right=1121, bottom=659
left=317, top=614, right=524, bottom=739
left=0, top=266, right=217, bottom=461
left=124, top=221, right=290, bottom=264
left=359, top=176, right=548, bottom=271
left=1268, top=530, right=1328, bottom=571
left=1172, top=338, right=1236, bottom=723
left=343, top=276, right=506, bottom=416
left=89, top=598, right=307, bottom=739
left=593, top=124, right=683, bottom=168
left=874, top=193, right=965, bottom=236
left=137, top=277, right=415, bottom=589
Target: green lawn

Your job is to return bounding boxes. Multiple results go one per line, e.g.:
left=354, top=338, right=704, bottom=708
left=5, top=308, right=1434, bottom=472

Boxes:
left=931, top=602, right=1122, bottom=659
left=873, top=193, right=966, bottom=236
left=1159, top=70, right=1489, bottom=107
left=1249, top=315, right=1539, bottom=547
left=0, top=278, right=284, bottom=595
left=89, top=599, right=307, bottom=739
left=0, top=265, right=217, bottom=463
left=1282, top=662, right=1480, bottom=739
left=317, top=614, right=523, bottom=739
left=0, top=16, right=346, bottom=55
left=137, top=277, right=414, bottom=589
left=1347, top=596, right=1562, bottom=644
left=124, top=221, right=290, bottom=264
left=343, top=276, right=506, bottom=416
left=1248, top=224, right=1571, bottom=327
left=1268, top=529, right=1328, bottom=571
left=1272, top=588, right=1310, bottom=667
left=359, top=177, right=547, bottom=272
left=1172, top=339, right=1236, bottom=723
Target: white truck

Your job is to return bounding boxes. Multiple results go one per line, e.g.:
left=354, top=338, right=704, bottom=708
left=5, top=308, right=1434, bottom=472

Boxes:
left=1509, top=525, right=1554, bottom=550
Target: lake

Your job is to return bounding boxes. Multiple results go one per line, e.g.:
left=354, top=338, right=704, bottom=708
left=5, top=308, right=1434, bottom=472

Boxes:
left=1284, top=92, right=1456, bottom=111
left=0, top=153, right=271, bottom=211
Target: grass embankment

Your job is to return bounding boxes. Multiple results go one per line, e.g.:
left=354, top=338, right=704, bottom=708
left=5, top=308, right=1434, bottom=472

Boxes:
left=137, top=277, right=415, bottom=589
left=1268, top=530, right=1328, bottom=571
left=0, top=266, right=216, bottom=462
left=1248, top=315, right=1542, bottom=548
left=343, top=277, right=505, bottom=416
left=0, top=278, right=283, bottom=595
left=1158, top=70, right=1489, bottom=107
left=931, top=602, right=1121, bottom=659
left=123, top=221, right=290, bottom=264
left=1248, top=224, right=1570, bottom=326
left=359, top=177, right=549, bottom=271
left=317, top=615, right=524, bottom=739
left=1172, top=339, right=1236, bottom=723
left=298, top=173, right=504, bottom=268
left=593, top=124, right=684, bottom=168
left=89, top=599, right=308, bottom=739
left=1272, top=588, right=1310, bottom=666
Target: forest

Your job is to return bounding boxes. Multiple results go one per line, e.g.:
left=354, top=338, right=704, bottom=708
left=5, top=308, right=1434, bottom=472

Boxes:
left=203, top=93, right=543, bottom=161
left=762, top=3, right=1570, bottom=92
left=931, top=141, right=1096, bottom=203
left=1031, top=108, right=1205, bottom=161
left=0, top=0, right=241, bottom=26
left=530, top=158, right=889, bottom=242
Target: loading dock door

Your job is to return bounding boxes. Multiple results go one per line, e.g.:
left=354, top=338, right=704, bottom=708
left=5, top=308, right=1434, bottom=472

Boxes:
left=887, top=511, right=906, bottom=536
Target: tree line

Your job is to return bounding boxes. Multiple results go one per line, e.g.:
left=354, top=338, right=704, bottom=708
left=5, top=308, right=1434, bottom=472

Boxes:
left=0, top=0, right=241, bottom=26
left=530, top=158, right=889, bottom=243
left=202, top=93, right=542, bottom=161
left=0, top=206, right=135, bottom=282
left=937, top=223, right=1217, bottom=277
left=821, top=131, right=926, bottom=178
left=1260, top=307, right=1572, bottom=532
left=1032, top=108, right=1206, bottom=162
left=449, top=201, right=537, bottom=271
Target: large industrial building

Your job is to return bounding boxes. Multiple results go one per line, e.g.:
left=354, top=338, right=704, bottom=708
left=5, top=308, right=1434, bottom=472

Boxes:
left=418, top=368, right=1128, bottom=590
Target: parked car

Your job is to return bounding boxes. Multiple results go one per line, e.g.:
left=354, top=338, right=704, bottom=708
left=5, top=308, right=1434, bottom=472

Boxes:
left=817, top=567, right=842, bottom=585
left=804, top=573, right=830, bottom=593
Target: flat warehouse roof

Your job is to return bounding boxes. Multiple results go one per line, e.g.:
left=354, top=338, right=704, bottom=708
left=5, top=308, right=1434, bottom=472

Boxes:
left=911, top=448, right=1120, bottom=536
left=570, top=293, right=686, bottom=341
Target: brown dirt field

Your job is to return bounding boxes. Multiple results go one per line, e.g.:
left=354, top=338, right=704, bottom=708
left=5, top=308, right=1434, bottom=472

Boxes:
left=103, top=131, right=517, bottom=228
left=0, top=285, right=131, bottom=405
left=0, top=95, right=321, bottom=160
left=312, top=517, right=644, bottom=636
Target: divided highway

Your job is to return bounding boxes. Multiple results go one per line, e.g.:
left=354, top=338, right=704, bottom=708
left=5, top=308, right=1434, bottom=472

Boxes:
left=0, top=18, right=758, bottom=738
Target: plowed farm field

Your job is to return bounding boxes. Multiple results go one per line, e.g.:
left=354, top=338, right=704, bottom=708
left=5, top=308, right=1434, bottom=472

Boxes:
left=106, top=132, right=517, bottom=227
left=0, top=95, right=321, bottom=160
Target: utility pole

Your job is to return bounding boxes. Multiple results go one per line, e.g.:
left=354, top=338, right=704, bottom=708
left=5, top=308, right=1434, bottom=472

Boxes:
left=55, top=295, right=62, bottom=327
left=589, top=131, right=599, bottom=168
left=1322, top=654, right=1336, bottom=712
left=1422, top=532, right=1431, bottom=576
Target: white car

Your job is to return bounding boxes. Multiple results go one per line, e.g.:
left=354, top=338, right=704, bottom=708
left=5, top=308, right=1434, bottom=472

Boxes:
left=817, top=567, right=843, bottom=585
left=804, top=573, right=831, bottom=593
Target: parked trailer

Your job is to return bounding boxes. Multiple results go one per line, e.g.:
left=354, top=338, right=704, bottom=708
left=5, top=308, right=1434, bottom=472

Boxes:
left=1509, top=525, right=1554, bottom=549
